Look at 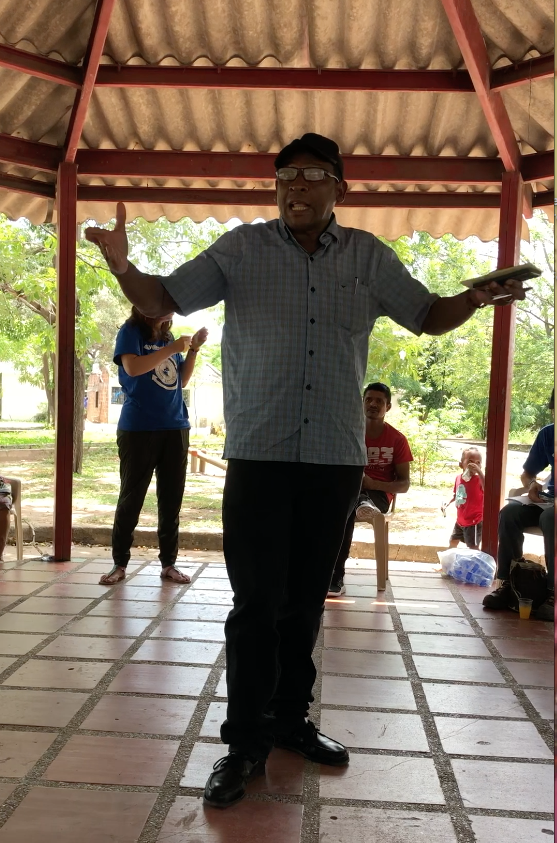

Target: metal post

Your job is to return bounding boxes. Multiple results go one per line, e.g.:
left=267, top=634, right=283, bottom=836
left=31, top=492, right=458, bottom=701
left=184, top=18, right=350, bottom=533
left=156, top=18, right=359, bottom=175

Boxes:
left=482, top=171, right=523, bottom=558
left=52, top=162, right=77, bottom=561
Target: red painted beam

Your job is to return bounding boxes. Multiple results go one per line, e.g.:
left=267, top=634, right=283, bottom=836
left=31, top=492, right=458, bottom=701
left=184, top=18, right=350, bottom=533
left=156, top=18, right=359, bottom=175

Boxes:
left=64, top=0, right=116, bottom=163
left=520, top=150, right=554, bottom=182
left=482, top=171, right=523, bottom=559
left=0, top=134, right=61, bottom=172
left=76, top=184, right=501, bottom=208
left=0, top=172, right=55, bottom=198
left=0, top=44, right=82, bottom=87
left=53, top=163, right=77, bottom=561
left=75, top=149, right=503, bottom=184
left=532, top=189, right=554, bottom=207
left=491, top=54, right=555, bottom=92
left=441, top=0, right=521, bottom=173
left=95, top=64, right=475, bottom=92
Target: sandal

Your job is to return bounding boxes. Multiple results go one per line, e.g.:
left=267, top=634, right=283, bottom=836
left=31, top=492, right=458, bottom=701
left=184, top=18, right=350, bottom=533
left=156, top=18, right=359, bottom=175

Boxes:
left=160, top=565, right=191, bottom=584
left=99, top=565, right=126, bottom=585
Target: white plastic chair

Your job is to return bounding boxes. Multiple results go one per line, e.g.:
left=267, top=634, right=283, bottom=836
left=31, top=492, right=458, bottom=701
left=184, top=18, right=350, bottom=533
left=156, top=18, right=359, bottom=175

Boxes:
left=3, top=476, right=23, bottom=560
left=355, top=495, right=397, bottom=591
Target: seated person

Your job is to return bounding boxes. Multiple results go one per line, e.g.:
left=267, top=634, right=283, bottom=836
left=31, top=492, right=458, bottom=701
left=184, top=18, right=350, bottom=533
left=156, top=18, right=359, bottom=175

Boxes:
left=0, top=477, right=12, bottom=563
left=328, top=382, right=413, bottom=596
left=442, top=447, right=484, bottom=550
left=483, top=389, right=554, bottom=621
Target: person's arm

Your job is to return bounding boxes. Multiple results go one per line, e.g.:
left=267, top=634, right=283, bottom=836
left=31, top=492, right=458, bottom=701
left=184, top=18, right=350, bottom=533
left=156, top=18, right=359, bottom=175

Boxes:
left=181, top=327, right=208, bottom=387
left=466, top=463, right=485, bottom=489
left=521, top=429, right=551, bottom=502
left=441, top=494, right=456, bottom=514
left=121, top=335, right=189, bottom=377
left=361, top=462, right=411, bottom=495
left=86, top=202, right=227, bottom=318
left=422, top=282, right=527, bottom=336
left=520, top=469, right=546, bottom=502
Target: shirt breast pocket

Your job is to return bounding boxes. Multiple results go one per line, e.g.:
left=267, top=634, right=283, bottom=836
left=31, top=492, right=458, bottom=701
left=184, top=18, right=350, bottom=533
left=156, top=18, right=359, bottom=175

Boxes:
left=335, top=281, right=370, bottom=334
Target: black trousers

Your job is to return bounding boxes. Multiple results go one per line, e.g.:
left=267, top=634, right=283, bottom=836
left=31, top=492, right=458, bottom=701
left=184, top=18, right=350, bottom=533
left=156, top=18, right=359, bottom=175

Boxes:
left=331, top=490, right=389, bottom=583
left=497, top=502, right=555, bottom=582
left=112, top=428, right=189, bottom=568
left=220, top=459, right=363, bottom=759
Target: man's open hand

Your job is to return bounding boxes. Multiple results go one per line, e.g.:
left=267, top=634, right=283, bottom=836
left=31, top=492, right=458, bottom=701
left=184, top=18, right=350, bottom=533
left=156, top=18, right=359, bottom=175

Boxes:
left=85, top=202, right=129, bottom=275
left=468, top=279, right=527, bottom=308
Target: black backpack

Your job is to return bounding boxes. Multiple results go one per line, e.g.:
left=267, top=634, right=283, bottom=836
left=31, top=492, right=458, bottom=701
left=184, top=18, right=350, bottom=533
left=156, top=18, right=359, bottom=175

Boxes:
left=509, top=558, right=548, bottom=612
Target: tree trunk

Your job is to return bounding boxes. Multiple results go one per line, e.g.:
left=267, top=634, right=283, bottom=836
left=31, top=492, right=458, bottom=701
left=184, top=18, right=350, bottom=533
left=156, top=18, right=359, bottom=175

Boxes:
left=41, top=353, right=55, bottom=426
left=73, top=355, right=85, bottom=474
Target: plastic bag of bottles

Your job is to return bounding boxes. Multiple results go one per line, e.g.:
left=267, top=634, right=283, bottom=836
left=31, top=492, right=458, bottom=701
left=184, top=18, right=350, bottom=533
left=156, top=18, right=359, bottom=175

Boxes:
left=437, top=549, right=496, bottom=587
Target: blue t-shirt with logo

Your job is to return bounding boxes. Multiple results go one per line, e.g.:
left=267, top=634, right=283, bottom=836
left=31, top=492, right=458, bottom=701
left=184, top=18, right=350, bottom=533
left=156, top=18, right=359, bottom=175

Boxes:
left=114, top=322, right=190, bottom=431
left=523, top=423, right=554, bottom=496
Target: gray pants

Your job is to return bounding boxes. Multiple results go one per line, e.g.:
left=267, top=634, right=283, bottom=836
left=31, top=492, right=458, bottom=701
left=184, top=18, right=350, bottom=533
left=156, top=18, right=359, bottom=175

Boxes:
left=497, top=502, right=554, bottom=583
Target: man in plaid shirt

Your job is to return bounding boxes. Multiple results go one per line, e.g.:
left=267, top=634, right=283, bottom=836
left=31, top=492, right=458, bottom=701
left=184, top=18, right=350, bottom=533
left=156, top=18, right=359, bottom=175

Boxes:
left=87, top=133, right=527, bottom=808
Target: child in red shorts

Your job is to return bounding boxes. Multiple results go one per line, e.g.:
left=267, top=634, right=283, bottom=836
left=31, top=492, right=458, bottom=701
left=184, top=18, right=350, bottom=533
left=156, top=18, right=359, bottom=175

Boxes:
left=442, top=448, right=484, bottom=549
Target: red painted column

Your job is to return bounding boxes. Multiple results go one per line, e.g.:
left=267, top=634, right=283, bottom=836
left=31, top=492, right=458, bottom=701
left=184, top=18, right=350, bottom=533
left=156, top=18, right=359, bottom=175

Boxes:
left=52, top=163, right=77, bottom=561
left=482, top=171, right=523, bottom=558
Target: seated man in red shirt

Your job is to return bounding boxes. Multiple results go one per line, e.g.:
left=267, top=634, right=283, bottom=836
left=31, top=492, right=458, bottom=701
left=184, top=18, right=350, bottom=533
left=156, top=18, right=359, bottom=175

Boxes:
left=328, top=383, right=413, bottom=596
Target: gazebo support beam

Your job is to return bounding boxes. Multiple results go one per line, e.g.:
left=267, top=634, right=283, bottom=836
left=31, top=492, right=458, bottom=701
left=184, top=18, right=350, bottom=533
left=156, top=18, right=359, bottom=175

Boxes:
left=52, top=163, right=77, bottom=561
left=482, top=171, right=523, bottom=559
left=0, top=43, right=552, bottom=93
left=64, top=0, right=116, bottom=163
left=440, top=0, right=521, bottom=173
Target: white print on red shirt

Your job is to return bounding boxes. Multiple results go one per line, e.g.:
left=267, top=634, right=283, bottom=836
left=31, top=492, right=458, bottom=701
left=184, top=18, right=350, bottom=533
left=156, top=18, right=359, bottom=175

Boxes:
left=367, top=446, right=395, bottom=466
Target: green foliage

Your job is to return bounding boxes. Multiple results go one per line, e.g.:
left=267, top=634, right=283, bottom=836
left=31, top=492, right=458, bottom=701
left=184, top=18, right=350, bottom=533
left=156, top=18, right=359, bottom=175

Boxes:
left=375, top=212, right=554, bottom=438
left=390, top=400, right=452, bottom=486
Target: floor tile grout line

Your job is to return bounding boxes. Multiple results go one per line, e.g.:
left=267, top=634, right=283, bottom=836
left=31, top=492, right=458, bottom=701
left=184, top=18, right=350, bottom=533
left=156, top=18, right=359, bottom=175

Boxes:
left=135, top=621, right=227, bottom=843
left=443, top=579, right=555, bottom=752
left=385, top=580, right=479, bottom=843
left=0, top=557, right=212, bottom=831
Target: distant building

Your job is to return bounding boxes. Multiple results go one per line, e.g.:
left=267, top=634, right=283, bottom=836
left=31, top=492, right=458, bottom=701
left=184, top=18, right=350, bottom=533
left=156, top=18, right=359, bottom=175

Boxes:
left=0, top=363, right=45, bottom=421
left=86, top=361, right=224, bottom=432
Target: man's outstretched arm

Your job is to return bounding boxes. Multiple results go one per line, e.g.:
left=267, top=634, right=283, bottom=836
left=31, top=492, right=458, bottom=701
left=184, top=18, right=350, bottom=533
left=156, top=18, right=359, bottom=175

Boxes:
left=86, top=202, right=178, bottom=317
left=422, top=281, right=526, bottom=336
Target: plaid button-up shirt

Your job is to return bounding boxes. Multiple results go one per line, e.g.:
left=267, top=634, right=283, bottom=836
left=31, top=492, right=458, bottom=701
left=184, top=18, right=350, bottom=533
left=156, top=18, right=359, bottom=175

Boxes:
left=163, top=216, right=437, bottom=465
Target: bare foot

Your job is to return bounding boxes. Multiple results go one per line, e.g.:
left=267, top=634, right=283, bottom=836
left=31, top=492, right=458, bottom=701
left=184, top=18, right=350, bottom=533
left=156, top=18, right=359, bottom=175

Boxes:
left=160, top=566, right=191, bottom=584
left=99, top=565, right=126, bottom=585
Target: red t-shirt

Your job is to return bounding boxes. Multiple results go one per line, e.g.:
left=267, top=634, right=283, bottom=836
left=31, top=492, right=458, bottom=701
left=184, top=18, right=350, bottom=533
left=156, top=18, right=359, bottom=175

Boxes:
left=454, top=473, right=484, bottom=526
left=365, top=422, right=413, bottom=503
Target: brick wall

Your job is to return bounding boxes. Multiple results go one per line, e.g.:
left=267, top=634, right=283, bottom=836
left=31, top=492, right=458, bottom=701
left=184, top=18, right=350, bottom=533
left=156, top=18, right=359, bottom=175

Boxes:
left=86, top=369, right=110, bottom=424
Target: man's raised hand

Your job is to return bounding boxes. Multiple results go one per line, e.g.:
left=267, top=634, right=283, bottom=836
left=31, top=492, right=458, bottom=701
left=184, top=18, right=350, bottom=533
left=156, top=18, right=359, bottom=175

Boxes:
left=85, top=202, right=129, bottom=275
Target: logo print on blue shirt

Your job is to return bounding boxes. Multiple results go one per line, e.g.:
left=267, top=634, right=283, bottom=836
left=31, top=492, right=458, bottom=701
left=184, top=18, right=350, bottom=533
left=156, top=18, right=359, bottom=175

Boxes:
left=152, top=357, right=178, bottom=391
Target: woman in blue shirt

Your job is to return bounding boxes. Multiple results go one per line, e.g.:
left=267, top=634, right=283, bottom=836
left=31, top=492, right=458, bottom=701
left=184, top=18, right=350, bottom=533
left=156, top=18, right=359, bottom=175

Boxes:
left=99, top=307, right=207, bottom=585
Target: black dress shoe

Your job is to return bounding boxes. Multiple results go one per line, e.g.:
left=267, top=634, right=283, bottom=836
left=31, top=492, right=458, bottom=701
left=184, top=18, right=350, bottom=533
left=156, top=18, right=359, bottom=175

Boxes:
left=274, top=720, right=349, bottom=766
left=203, top=752, right=266, bottom=808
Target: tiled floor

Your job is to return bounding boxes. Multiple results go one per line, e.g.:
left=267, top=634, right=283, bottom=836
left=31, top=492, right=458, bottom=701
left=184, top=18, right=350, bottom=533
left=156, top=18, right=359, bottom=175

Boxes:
left=0, top=548, right=553, bottom=843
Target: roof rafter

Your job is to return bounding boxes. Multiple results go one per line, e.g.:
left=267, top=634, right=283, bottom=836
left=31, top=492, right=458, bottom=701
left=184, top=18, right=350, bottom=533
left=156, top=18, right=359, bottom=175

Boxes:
left=440, top=0, right=521, bottom=173
left=0, top=42, right=552, bottom=93
left=75, top=186, right=502, bottom=208
left=0, top=133, right=550, bottom=183
left=74, top=148, right=503, bottom=184
left=490, top=54, right=555, bottom=91
left=0, top=44, right=81, bottom=87
left=64, top=0, right=116, bottom=163
left=0, top=173, right=552, bottom=209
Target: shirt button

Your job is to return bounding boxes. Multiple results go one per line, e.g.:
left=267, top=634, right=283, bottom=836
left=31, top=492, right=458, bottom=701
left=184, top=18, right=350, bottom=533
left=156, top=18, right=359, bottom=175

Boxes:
left=310, top=287, right=315, bottom=292
left=310, top=318, right=315, bottom=324
left=304, top=418, right=309, bottom=424
left=306, top=384, right=312, bottom=390
left=309, top=257, right=314, bottom=262
left=309, top=350, right=314, bottom=356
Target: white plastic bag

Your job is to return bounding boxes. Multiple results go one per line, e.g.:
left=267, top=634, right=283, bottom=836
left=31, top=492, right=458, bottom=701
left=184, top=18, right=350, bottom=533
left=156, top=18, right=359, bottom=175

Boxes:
left=437, top=548, right=496, bottom=587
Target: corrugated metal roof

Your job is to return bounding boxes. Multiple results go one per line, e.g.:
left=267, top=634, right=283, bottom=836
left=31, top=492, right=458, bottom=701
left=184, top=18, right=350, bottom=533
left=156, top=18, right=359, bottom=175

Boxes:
left=0, top=0, right=553, bottom=239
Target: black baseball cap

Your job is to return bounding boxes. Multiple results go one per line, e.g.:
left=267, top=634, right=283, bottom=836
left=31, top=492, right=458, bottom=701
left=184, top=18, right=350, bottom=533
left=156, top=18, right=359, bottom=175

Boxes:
left=274, top=133, right=344, bottom=180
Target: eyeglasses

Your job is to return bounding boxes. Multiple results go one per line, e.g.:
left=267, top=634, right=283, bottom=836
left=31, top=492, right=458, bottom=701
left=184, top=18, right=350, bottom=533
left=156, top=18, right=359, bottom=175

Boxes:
left=276, top=167, right=340, bottom=183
